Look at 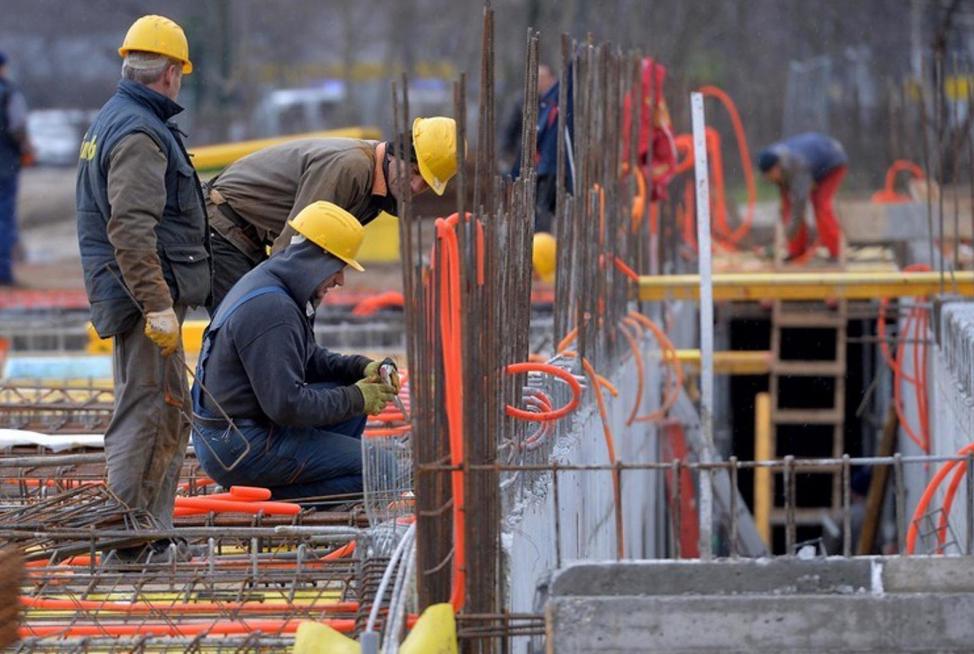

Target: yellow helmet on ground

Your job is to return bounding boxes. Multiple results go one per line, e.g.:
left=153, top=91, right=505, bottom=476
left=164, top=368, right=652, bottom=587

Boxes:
left=412, top=116, right=458, bottom=196
left=532, top=232, right=557, bottom=283
left=119, top=15, right=193, bottom=75
left=288, top=202, right=366, bottom=272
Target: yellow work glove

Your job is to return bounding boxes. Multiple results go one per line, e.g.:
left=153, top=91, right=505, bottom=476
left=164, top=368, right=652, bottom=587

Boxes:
left=144, top=307, right=181, bottom=356
left=354, top=379, right=397, bottom=416
left=364, top=358, right=400, bottom=392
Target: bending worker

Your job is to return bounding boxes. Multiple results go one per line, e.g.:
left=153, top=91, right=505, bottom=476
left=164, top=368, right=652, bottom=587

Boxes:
left=758, top=132, right=847, bottom=262
left=191, top=201, right=399, bottom=502
left=76, top=16, right=208, bottom=561
left=203, top=117, right=458, bottom=312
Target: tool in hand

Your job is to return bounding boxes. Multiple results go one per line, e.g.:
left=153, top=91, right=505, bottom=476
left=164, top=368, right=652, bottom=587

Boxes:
left=379, top=361, right=409, bottom=420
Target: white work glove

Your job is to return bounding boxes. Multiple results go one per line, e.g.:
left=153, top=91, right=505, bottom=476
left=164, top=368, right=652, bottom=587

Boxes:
left=144, top=307, right=181, bottom=356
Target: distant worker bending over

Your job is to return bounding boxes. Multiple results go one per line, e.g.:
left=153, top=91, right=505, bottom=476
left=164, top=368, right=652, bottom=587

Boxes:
left=203, top=117, right=459, bottom=312
left=191, top=201, right=399, bottom=501
left=758, top=132, right=847, bottom=262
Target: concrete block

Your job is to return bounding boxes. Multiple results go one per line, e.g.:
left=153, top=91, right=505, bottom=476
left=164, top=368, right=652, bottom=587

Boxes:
left=547, top=593, right=974, bottom=653
left=550, top=558, right=872, bottom=597
left=882, top=556, right=974, bottom=593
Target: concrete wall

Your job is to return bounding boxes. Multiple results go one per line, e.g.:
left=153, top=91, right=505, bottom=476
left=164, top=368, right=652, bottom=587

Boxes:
left=502, top=337, right=662, bottom=616
left=926, top=300, right=974, bottom=553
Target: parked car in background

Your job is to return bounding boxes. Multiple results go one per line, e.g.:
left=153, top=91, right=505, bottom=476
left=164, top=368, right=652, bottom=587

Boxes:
left=26, top=109, right=97, bottom=166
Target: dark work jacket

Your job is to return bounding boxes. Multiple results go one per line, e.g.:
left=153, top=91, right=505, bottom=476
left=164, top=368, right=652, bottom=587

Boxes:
left=762, top=132, right=847, bottom=182
left=0, top=79, right=22, bottom=177
left=76, top=80, right=210, bottom=337
left=197, top=238, right=370, bottom=427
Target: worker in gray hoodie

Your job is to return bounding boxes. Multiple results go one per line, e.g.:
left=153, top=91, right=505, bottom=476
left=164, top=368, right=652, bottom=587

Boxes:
left=190, top=201, right=399, bottom=502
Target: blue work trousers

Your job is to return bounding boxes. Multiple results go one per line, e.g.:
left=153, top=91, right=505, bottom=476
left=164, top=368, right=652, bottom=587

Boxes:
left=0, top=174, right=18, bottom=284
left=193, top=384, right=370, bottom=502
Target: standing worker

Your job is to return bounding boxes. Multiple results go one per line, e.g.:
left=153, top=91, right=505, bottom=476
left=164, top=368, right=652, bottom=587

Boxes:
left=76, top=16, right=209, bottom=561
left=0, top=51, right=32, bottom=287
left=510, top=63, right=572, bottom=233
left=191, top=201, right=399, bottom=502
left=758, top=132, right=847, bottom=262
left=203, top=117, right=458, bottom=312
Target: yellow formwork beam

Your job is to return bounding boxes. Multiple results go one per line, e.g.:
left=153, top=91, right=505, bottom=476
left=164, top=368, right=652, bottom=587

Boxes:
left=189, top=126, right=382, bottom=171
left=638, top=270, right=974, bottom=302
left=754, top=392, right=772, bottom=548
left=674, top=349, right=771, bottom=375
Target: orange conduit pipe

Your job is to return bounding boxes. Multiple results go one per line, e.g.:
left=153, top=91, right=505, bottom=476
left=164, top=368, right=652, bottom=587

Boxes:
left=697, top=85, right=756, bottom=245
left=433, top=212, right=480, bottom=613
left=877, top=263, right=932, bottom=452
left=505, top=362, right=582, bottom=422
left=177, top=477, right=215, bottom=493
left=937, top=460, right=970, bottom=551
left=619, top=318, right=646, bottom=426
left=581, top=356, right=624, bottom=559
left=627, top=311, right=684, bottom=423
left=25, top=540, right=356, bottom=571
left=351, top=290, right=405, bottom=317
left=906, top=442, right=974, bottom=554
left=172, top=496, right=301, bottom=516
left=20, top=619, right=352, bottom=639
left=21, top=596, right=359, bottom=615
left=872, top=159, right=926, bottom=204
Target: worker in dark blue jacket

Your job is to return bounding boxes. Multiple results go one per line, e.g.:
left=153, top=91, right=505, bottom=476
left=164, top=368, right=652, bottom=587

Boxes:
left=191, top=201, right=399, bottom=502
left=758, top=132, right=847, bottom=261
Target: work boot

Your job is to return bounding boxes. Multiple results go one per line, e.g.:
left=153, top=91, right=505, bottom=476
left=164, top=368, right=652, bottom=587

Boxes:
left=149, top=538, right=200, bottom=562
left=104, top=539, right=198, bottom=566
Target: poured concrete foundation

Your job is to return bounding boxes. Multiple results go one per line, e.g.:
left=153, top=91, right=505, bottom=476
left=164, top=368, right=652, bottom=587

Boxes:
left=547, top=557, right=974, bottom=653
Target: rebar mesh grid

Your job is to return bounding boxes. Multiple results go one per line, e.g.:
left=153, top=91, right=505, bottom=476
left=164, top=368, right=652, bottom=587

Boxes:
left=0, top=385, right=114, bottom=434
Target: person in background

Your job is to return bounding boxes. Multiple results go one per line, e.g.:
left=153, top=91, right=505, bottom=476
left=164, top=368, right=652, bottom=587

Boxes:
left=509, top=63, right=572, bottom=233
left=758, top=132, right=848, bottom=262
left=75, top=15, right=209, bottom=562
left=0, top=51, right=32, bottom=286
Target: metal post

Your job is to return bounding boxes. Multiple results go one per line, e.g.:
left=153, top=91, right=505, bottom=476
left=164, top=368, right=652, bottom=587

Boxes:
left=691, top=91, right=715, bottom=559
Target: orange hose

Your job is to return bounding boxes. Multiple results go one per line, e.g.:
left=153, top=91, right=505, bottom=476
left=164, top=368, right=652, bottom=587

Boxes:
left=872, top=159, right=926, bottom=204
left=697, top=85, right=756, bottom=245
left=581, top=357, right=624, bottom=557
left=619, top=319, right=646, bottom=426
left=172, top=497, right=301, bottom=516
left=877, top=263, right=932, bottom=453
left=906, top=443, right=974, bottom=553
left=21, top=596, right=359, bottom=615
left=937, top=460, right=969, bottom=551
left=20, top=619, right=350, bottom=638
left=627, top=311, right=684, bottom=423
left=434, top=213, right=469, bottom=612
left=505, top=362, right=582, bottom=422
left=351, top=290, right=405, bottom=317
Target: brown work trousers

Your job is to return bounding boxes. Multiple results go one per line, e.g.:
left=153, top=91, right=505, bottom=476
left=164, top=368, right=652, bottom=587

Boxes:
left=104, top=308, right=190, bottom=530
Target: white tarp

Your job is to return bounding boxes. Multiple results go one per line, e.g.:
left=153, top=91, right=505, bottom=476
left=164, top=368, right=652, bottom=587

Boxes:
left=0, top=429, right=104, bottom=452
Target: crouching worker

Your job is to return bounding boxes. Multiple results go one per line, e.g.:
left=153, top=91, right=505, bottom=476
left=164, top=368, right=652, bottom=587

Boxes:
left=190, top=201, right=399, bottom=503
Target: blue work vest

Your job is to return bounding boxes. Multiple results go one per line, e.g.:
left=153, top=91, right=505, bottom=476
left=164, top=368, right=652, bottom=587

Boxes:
left=76, top=80, right=210, bottom=337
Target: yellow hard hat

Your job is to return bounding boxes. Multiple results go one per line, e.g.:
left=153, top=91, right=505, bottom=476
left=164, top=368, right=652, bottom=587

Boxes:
left=532, top=232, right=557, bottom=283
left=412, top=116, right=458, bottom=196
left=119, top=15, right=193, bottom=75
left=288, top=201, right=366, bottom=272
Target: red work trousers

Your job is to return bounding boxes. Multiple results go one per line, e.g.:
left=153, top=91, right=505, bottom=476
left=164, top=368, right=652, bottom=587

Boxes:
left=781, top=165, right=846, bottom=258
